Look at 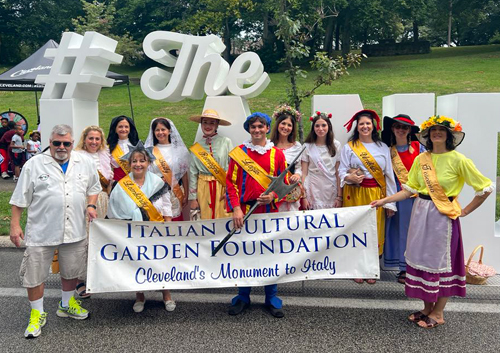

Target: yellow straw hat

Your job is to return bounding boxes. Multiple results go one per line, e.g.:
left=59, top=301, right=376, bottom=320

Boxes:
left=189, top=109, right=231, bottom=126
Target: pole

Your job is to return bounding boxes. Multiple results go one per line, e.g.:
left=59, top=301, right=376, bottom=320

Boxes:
left=127, top=81, right=135, bottom=121
left=34, top=91, right=40, bottom=126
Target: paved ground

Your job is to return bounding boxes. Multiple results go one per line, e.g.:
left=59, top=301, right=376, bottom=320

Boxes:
left=1, top=248, right=499, bottom=353
left=0, top=175, right=16, bottom=192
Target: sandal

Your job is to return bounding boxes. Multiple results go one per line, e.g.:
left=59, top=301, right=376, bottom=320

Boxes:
left=408, top=311, right=427, bottom=323
left=366, top=279, right=377, bottom=284
left=397, top=271, right=406, bottom=284
left=418, top=316, right=445, bottom=329
left=75, top=282, right=91, bottom=299
left=353, top=278, right=364, bottom=284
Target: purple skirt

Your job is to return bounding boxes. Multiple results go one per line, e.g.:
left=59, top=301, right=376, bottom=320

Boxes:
left=405, top=217, right=466, bottom=302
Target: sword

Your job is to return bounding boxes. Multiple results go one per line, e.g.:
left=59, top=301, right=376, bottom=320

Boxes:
left=212, top=146, right=306, bottom=256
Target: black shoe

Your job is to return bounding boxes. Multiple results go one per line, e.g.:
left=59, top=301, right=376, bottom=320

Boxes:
left=267, top=305, right=284, bottom=318
left=228, top=300, right=249, bottom=315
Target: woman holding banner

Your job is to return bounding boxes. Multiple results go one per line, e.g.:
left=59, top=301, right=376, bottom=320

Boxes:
left=270, top=105, right=303, bottom=212
left=107, top=141, right=175, bottom=313
left=74, top=126, right=113, bottom=299
left=107, top=115, right=140, bottom=182
left=371, top=116, right=493, bottom=328
left=381, top=115, right=424, bottom=284
left=339, top=109, right=398, bottom=284
left=145, top=118, right=190, bottom=221
left=188, top=109, right=233, bottom=219
left=301, top=111, right=341, bottom=210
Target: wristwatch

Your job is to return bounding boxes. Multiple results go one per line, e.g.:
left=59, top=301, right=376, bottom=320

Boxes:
left=87, top=204, right=97, bottom=209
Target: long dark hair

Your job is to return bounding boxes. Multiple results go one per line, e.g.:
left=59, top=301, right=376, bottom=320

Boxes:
left=270, top=114, right=297, bottom=144
left=304, top=116, right=336, bottom=157
left=348, top=113, right=382, bottom=146
left=107, top=115, right=139, bottom=153
left=151, top=118, right=172, bottom=145
left=424, top=127, right=456, bottom=151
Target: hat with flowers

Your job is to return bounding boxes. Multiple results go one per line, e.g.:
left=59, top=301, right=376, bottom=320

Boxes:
left=273, top=104, right=302, bottom=122
left=309, top=111, right=332, bottom=121
left=416, top=115, right=465, bottom=147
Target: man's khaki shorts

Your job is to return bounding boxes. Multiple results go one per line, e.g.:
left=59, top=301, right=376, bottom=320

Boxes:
left=19, top=240, right=87, bottom=288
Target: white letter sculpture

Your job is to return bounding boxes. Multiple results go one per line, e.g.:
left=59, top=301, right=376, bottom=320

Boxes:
left=140, top=31, right=270, bottom=146
left=35, top=31, right=123, bottom=147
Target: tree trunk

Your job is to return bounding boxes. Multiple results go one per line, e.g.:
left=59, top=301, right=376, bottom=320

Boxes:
left=223, top=18, right=232, bottom=62
left=335, top=22, right=340, bottom=51
left=413, top=21, right=419, bottom=42
left=341, top=12, right=351, bottom=56
left=324, top=17, right=335, bottom=56
left=447, top=0, right=453, bottom=46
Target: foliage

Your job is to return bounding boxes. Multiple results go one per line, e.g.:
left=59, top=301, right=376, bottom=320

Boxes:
left=72, top=0, right=143, bottom=66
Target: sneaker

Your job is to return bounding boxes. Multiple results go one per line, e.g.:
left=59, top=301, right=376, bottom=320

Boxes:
left=1, top=172, right=10, bottom=179
left=133, top=300, right=146, bottom=313
left=56, top=296, right=89, bottom=320
left=164, top=300, right=176, bottom=312
left=13, top=176, right=18, bottom=182
left=24, top=309, right=47, bottom=338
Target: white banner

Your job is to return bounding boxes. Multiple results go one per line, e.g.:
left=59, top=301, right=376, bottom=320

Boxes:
left=87, top=206, right=379, bottom=293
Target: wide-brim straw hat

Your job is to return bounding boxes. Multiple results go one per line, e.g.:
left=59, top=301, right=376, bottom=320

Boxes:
left=381, top=114, right=420, bottom=146
left=416, top=115, right=465, bottom=148
left=189, top=109, right=231, bottom=126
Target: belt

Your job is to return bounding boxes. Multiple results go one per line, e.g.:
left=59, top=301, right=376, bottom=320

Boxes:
left=418, top=193, right=454, bottom=202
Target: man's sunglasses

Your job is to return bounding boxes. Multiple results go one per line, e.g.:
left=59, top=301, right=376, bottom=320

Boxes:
left=52, top=141, right=72, bottom=147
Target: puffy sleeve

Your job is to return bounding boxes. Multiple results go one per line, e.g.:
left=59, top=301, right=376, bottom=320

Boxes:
left=458, top=157, right=494, bottom=196
left=293, top=142, right=303, bottom=176
left=381, top=144, right=397, bottom=211
left=301, top=143, right=310, bottom=163
left=152, top=190, right=173, bottom=218
left=403, top=155, right=421, bottom=194
left=338, top=144, right=351, bottom=187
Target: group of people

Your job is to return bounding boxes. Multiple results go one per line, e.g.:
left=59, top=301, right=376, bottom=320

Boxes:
left=0, top=117, right=42, bottom=181
left=9, top=105, right=492, bottom=338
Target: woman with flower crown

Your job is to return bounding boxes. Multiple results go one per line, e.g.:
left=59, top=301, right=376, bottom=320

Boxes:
left=371, top=116, right=493, bottom=328
left=301, top=111, right=342, bottom=210
left=339, top=109, right=398, bottom=284
left=270, top=105, right=303, bottom=212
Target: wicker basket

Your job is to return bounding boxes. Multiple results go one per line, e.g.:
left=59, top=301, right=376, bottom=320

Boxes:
left=465, top=245, right=488, bottom=285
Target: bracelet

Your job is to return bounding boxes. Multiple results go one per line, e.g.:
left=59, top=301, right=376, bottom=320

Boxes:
left=87, top=204, right=97, bottom=209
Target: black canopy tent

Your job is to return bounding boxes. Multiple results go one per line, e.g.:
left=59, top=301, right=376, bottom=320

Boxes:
left=0, top=39, right=135, bottom=123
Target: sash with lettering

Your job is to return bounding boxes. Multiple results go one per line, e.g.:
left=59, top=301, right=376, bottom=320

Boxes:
left=152, top=147, right=184, bottom=203
left=307, top=143, right=337, bottom=185
left=189, top=142, right=226, bottom=186
left=229, top=146, right=273, bottom=190
left=419, top=152, right=461, bottom=219
left=349, top=141, right=387, bottom=197
left=118, top=175, right=164, bottom=222
left=390, top=146, right=409, bottom=184
left=111, top=145, right=130, bottom=175
left=98, top=170, right=109, bottom=190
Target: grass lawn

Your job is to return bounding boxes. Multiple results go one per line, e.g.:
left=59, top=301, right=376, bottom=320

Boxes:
left=0, top=44, right=499, bottom=233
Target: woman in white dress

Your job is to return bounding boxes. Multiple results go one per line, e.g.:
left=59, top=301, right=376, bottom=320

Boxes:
left=270, top=105, right=303, bottom=212
left=301, top=112, right=342, bottom=210
left=145, top=118, right=190, bottom=221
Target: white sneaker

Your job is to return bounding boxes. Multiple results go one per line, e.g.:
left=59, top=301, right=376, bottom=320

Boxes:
left=1, top=172, right=10, bottom=179
left=13, top=176, right=18, bottom=182
left=164, top=300, right=176, bottom=312
left=133, top=300, right=146, bottom=313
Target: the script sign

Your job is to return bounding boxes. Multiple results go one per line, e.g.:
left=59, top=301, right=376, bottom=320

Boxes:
left=87, top=206, right=378, bottom=293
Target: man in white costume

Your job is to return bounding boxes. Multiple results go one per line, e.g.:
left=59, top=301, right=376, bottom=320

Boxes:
left=10, top=124, right=101, bottom=338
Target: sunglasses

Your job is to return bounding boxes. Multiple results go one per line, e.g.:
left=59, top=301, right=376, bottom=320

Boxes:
left=393, top=124, right=410, bottom=130
left=52, top=141, right=72, bottom=147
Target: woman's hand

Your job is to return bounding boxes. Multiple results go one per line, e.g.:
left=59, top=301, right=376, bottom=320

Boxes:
left=289, top=173, right=300, bottom=184
left=334, top=197, right=343, bottom=208
left=386, top=209, right=395, bottom=218
left=190, top=199, right=199, bottom=210
left=370, top=199, right=386, bottom=208
left=345, top=169, right=365, bottom=185
left=302, top=198, right=311, bottom=210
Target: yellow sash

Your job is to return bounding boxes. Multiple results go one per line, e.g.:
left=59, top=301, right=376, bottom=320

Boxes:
left=390, top=146, right=409, bottom=184
left=98, top=170, right=109, bottom=190
left=349, top=141, right=387, bottom=197
left=152, top=147, right=184, bottom=203
left=229, top=146, right=273, bottom=189
left=190, top=142, right=227, bottom=187
left=419, top=152, right=462, bottom=219
left=111, top=145, right=130, bottom=175
left=118, top=175, right=164, bottom=222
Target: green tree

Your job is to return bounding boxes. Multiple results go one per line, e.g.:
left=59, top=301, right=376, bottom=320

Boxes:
left=72, top=0, right=143, bottom=65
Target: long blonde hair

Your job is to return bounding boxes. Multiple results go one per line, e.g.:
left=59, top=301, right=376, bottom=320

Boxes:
left=75, top=125, right=107, bottom=151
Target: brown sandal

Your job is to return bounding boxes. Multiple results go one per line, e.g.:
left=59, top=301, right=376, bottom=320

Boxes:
left=418, top=316, right=445, bottom=329
left=408, top=311, right=427, bottom=323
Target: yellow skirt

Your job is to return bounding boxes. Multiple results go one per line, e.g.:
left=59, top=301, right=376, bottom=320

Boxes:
left=197, top=174, right=231, bottom=219
left=343, top=184, right=385, bottom=256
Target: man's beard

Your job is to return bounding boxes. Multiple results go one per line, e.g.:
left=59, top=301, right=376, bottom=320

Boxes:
left=54, top=151, right=68, bottom=161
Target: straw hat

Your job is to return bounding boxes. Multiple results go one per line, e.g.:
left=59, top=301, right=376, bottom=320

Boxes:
left=416, top=115, right=465, bottom=148
left=189, top=109, right=231, bottom=126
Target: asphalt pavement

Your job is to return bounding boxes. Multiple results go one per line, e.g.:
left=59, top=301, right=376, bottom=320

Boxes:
left=1, top=247, right=499, bottom=353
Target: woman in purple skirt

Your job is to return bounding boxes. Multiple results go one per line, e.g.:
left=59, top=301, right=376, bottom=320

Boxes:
left=371, top=116, right=493, bottom=329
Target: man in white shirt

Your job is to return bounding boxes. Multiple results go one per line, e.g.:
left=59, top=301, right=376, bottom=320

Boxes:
left=10, top=124, right=101, bottom=339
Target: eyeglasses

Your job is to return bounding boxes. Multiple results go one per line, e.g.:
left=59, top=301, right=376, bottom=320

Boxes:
left=393, top=124, right=410, bottom=130
left=52, top=141, right=72, bottom=147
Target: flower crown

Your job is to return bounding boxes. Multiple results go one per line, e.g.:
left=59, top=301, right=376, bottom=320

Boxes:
left=272, top=104, right=302, bottom=122
left=420, top=115, right=462, bottom=132
left=310, top=111, right=332, bottom=121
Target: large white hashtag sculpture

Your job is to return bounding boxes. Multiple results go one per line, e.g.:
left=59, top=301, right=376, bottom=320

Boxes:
left=36, top=31, right=123, bottom=100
